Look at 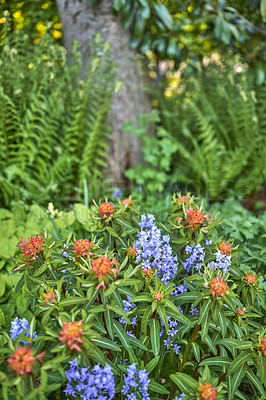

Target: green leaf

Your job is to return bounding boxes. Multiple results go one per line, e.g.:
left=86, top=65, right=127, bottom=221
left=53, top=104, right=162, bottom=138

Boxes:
left=113, top=320, right=132, bottom=352
left=170, top=372, right=198, bottom=393
left=164, top=299, right=194, bottom=327
left=149, top=379, right=170, bottom=395
left=157, top=304, right=169, bottom=334
left=107, top=226, right=119, bottom=238
left=227, top=350, right=254, bottom=375
left=108, top=305, right=131, bottom=324
left=218, top=309, right=227, bottom=337
left=200, top=356, right=232, bottom=368
left=192, top=342, right=201, bottom=362
left=130, top=293, right=153, bottom=303
left=141, top=306, right=152, bottom=335
left=59, top=297, right=86, bottom=307
left=127, top=335, right=148, bottom=351
left=229, top=363, right=248, bottom=400
left=201, top=311, right=211, bottom=341
left=246, top=367, right=265, bottom=397
left=91, top=337, right=121, bottom=352
left=175, top=292, right=198, bottom=305
left=204, top=335, right=217, bottom=356
left=104, top=309, right=114, bottom=340
left=145, top=356, right=160, bottom=373
left=150, top=318, right=160, bottom=356
left=153, top=3, right=173, bottom=30
left=198, top=300, right=211, bottom=324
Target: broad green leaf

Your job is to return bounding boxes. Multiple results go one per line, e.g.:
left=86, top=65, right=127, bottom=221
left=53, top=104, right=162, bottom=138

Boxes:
left=146, top=356, right=160, bottom=373
left=130, top=293, right=153, bottom=302
left=175, top=292, right=198, bottom=305
left=149, top=379, right=170, bottom=394
left=153, top=3, right=173, bottom=30
left=150, top=318, right=160, bottom=356
left=170, top=372, right=198, bottom=393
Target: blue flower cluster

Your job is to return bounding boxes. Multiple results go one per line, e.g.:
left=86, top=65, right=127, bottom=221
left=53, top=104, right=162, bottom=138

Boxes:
left=160, top=317, right=181, bottom=354
left=122, top=363, right=150, bottom=400
left=136, top=214, right=178, bottom=283
left=173, top=393, right=186, bottom=400
left=171, top=282, right=187, bottom=296
left=119, top=296, right=137, bottom=326
left=207, top=250, right=231, bottom=275
left=182, top=243, right=206, bottom=272
left=64, top=359, right=115, bottom=400
left=113, top=188, right=122, bottom=199
left=10, top=317, right=37, bottom=344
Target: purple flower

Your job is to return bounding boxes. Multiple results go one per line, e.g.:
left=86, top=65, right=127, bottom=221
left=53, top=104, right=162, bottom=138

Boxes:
left=136, top=214, right=178, bottom=283
left=122, top=363, right=150, bottom=400
left=64, top=359, right=115, bottom=399
left=10, top=317, right=37, bottom=344
left=173, top=344, right=181, bottom=354
left=205, top=239, right=212, bottom=246
left=190, top=307, right=199, bottom=316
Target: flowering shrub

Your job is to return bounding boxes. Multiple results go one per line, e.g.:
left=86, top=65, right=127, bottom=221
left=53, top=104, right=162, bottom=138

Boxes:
left=0, top=194, right=265, bottom=399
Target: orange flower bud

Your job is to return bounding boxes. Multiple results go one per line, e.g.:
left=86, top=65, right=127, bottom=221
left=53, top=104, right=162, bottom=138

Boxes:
left=209, top=276, right=229, bottom=297
left=260, top=337, right=266, bottom=356
left=218, top=242, right=232, bottom=255
left=244, top=274, right=258, bottom=286
left=198, top=382, right=217, bottom=400
left=59, top=320, right=84, bottom=352
left=98, top=202, right=115, bottom=219
left=74, top=239, right=93, bottom=258
left=7, top=347, right=44, bottom=375
left=17, top=235, right=44, bottom=259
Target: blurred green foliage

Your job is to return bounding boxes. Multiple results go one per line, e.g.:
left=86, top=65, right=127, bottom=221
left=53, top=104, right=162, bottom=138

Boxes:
left=0, top=23, right=116, bottom=208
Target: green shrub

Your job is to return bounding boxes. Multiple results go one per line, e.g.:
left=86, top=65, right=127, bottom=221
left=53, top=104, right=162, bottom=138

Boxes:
left=0, top=194, right=265, bottom=399
left=0, top=20, right=116, bottom=208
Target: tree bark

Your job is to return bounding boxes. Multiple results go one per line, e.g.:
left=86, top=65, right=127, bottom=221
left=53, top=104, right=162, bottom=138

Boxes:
left=56, top=0, right=151, bottom=188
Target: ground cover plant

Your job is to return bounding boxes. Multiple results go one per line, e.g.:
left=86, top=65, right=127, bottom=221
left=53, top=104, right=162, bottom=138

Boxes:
left=0, top=194, right=265, bottom=399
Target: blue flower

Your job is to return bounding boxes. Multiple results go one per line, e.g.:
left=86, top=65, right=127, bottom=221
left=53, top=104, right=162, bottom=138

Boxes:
left=122, top=363, right=150, bottom=400
left=113, top=188, right=122, bottom=199
left=64, top=359, right=115, bottom=399
left=207, top=250, right=231, bottom=275
left=205, top=239, right=212, bottom=246
left=173, top=393, right=186, bottom=400
left=119, top=296, right=137, bottom=326
left=10, top=317, right=37, bottom=344
left=190, top=307, right=199, bottom=316
left=136, top=214, right=178, bottom=283
left=182, top=243, right=206, bottom=272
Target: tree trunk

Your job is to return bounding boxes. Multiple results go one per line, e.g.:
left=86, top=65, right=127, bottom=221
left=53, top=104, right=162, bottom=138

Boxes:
left=56, top=0, right=151, bottom=188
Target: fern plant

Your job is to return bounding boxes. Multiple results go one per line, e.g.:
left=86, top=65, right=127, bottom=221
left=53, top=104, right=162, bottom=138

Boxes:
left=0, top=19, right=116, bottom=208
left=156, top=63, right=266, bottom=200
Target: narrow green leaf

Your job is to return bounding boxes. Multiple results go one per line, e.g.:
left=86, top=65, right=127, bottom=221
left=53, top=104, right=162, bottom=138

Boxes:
left=227, top=350, right=254, bottom=375
left=246, top=367, right=265, bottom=397
left=141, top=306, right=152, bottom=335
left=198, top=300, right=211, bottom=324
left=201, top=311, right=211, bottom=341
left=91, top=337, right=121, bottom=352
left=150, top=318, right=160, bottom=356
left=200, top=356, right=232, bottom=368
left=229, top=363, right=248, bottom=400
left=104, top=309, right=114, bottom=340
left=149, top=379, right=170, bottom=394
left=218, top=310, right=227, bottom=337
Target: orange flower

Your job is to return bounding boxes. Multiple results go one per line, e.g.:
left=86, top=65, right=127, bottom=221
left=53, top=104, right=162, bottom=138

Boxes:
left=98, top=202, right=115, bottom=219
left=42, top=288, right=57, bottom=304
left=198, top=382, right=217, bottom=400
left=209, top=276, right=229, bottom=297
left=185, top=207, right=209, bottom=229
left=127, top=246, right=138, bottom=257
left=59, top=320, right=84, bottom=352
left=17, top=235, right=44, bottom=259
left=218, top=242, right=232, bottom=255
left=154, top=291, right=163, bottom=301
left=237, top=307, right=245, bottom=316
left=7, top=347, right=44, bottom=375
left=259, top=337, right=266, bottom=356
left=141, top=267, right=154, bottom=279
left=121, top=199, right=132, bottom=207
left=74, top=239, right=93, bottom=258
left=244, top=274, right=258, bottom=286
left=177, top=195, right=190, bottom=204
left=91, top=256, right=119, bottom=282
